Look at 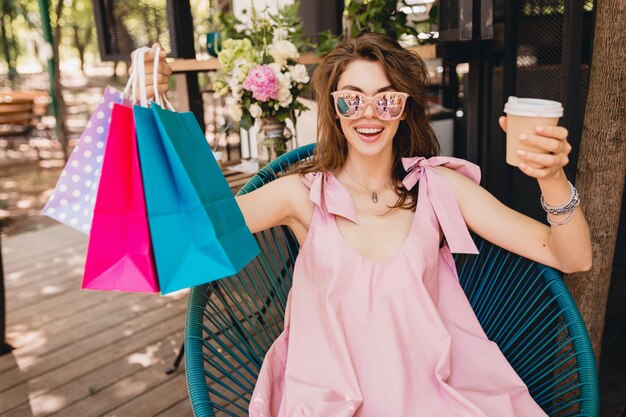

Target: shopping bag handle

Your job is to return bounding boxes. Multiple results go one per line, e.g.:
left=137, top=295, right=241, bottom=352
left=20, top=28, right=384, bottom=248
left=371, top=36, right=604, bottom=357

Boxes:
left=137, top=48, right=150, bottom=107
left=159, top=94, right=175, bottom=111
left=153, top=46, right=162, bottom=108
left=125, top=46, right=153, bottom=107
left=125, top=45, right=176, bottom=110
left=122, top=51, right=137, bottom=99
left=124, top=47, right=150, bottom=103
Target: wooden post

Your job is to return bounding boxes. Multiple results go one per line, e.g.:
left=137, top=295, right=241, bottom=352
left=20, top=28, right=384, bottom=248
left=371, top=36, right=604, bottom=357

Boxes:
left=167, top=0, right=205, bottom=131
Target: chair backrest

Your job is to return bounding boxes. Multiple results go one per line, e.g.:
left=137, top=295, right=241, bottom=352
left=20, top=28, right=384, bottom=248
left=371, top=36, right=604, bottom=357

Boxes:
left=0, top=96, right=34, bottom=136
left=185, top=144, right=599, bottom=417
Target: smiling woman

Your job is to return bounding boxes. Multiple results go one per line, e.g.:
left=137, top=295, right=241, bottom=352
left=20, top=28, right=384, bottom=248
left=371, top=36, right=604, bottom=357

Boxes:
left=244, top=33, right=591, bottom=417
left=143, top=31, right=592, bottom=417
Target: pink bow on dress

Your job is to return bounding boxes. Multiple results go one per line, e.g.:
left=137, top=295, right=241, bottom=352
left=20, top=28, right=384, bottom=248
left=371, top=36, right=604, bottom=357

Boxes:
left=302, top=172, right=360, bottom=224
left=400, top=156, right=480, bottom=254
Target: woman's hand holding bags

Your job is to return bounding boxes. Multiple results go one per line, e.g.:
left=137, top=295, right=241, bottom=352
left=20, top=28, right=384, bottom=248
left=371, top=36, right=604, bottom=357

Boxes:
left=45, top=44, right=260, bottom=294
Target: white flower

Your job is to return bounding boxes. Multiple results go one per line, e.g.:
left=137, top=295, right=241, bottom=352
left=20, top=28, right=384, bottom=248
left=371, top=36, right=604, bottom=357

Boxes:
left=288, top=64, right=309, bottom=84
left=233, top=59, right=253, bottom=82
left=277, top=85, right=292, bottom=107
left=282, top=71, right=293, bottom=87
left=268, top=62, right=281, bottom=75
left=268, top=63, right=292, bottom=89
left=269, top=40, right=299, bottom=68
left=228, top=76, right=240, bottom=90
left=249, top=103, right=262, bottom=118
left=266, top=62, right=293, bottom=107
left=226, top=97, right=243, bottom=121
left=231, top=85, right=243, bottom=101
left=273, top=28, right=289, bottom=43
left=229, top=104, right=243, bottom=121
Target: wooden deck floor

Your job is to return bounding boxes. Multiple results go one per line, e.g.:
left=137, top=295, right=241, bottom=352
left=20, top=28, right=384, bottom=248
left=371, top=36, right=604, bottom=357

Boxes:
left=0, top=224, right=194, bottom=417
left=0, top=169, right=255, bottom=417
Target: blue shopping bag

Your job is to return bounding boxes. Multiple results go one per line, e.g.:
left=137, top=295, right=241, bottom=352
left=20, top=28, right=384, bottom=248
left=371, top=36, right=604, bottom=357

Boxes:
left=134, top=104, right=259, bottom=294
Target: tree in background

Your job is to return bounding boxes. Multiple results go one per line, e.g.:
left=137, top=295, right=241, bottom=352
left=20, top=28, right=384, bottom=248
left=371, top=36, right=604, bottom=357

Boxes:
left=0, top=0, right=99, bottom=76
left=48, top=0, right=69, bottom=158
left=1, top=0, right=22, bottom=80
left=565, top=0, right=626, bottom=363
left=63, top=0, right=96, bottom=72
left=0, top=3, right=24, bottom=71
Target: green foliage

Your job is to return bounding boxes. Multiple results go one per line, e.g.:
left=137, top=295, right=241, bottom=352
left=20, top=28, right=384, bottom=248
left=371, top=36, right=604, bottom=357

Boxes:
left=267, top=1, right=315, bottom=52
left=313, top=0, right=438, bottom=56
left=60, top=0, right=96, bottom=69
left=344, top=0, right=419, bottom=40
left=216, top=1, right=311, bottom=55
left=240, top=111, right=253, bottom=131
left=0, top=0, right=31, bottom=75
left=315, top=30, right=341, bottom=57
left=0, top=0, right=99, bottom=74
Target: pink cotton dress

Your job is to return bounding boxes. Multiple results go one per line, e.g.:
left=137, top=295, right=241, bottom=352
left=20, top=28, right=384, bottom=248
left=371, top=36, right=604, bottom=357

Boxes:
left=249, top=156, right=548, bottom=417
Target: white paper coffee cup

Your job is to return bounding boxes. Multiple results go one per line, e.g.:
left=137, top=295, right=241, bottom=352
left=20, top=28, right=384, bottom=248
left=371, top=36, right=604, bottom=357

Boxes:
left=503, top=97, right=563, bottom=167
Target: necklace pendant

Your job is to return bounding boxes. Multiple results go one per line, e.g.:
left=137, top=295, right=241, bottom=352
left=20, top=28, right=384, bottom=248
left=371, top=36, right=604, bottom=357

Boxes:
left=372, top=191, right=378, bottom=203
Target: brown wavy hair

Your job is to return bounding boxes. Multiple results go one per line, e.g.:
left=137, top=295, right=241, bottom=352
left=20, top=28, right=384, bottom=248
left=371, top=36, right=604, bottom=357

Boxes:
left=298, top=32, right=440, bottom=210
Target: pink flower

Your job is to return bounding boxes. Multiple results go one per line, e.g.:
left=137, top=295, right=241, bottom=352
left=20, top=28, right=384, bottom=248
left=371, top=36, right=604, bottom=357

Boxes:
left=242, top=65, right=279, bottom=102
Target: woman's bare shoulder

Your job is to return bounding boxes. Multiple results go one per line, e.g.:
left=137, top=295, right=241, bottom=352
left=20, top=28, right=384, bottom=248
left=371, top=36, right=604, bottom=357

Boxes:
left=272, top=173, right=315, bottom=240
left=432, top=165, right=482, bottom=197
left=267, top=172, right=314, bottom=223
left=281, top=172, right=314, bottom=210
left=234, top=172, right=313, bottom=235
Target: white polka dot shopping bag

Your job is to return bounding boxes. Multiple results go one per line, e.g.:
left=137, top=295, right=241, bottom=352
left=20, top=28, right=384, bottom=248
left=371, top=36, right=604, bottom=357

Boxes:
left=43, top=86, right=128, bottom=233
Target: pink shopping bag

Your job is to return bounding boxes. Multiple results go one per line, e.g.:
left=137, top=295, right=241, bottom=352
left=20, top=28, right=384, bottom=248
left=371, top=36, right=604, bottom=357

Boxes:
left=43, top=86, right=127, bottom=233
left=82, top=102, right=159, bottom=292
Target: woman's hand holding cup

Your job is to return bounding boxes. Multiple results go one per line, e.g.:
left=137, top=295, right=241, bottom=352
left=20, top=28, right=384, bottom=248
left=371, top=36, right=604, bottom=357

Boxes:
left=499, top=115, right=572, bottom=181
left=500, top=96, right=569, bottom=181
left=128, top=43, right=172, bottom=99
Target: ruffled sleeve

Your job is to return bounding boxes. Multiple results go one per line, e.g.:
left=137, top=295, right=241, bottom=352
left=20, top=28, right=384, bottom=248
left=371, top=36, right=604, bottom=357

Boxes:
left=300, top=172, right=360, bottom=224
left=401, top=156, right=480, bottom=254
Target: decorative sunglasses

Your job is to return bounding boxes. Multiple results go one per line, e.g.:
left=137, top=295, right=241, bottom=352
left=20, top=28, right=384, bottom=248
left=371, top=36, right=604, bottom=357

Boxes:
left=331, top=91, right=409, bottom=121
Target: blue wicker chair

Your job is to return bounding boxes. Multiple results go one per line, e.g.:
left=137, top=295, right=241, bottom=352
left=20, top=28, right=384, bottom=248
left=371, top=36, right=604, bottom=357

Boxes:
left=185, top=144, right=599, bottom=416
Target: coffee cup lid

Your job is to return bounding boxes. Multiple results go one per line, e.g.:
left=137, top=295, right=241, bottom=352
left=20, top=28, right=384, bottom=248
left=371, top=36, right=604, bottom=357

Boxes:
left=504, top=96, right=563, bottom=118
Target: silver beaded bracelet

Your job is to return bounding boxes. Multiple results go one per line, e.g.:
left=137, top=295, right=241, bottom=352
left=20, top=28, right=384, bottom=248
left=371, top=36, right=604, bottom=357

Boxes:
left=541, top=180, right=580, bottom=226
left=547, top=207, right=577, bottom=226
left=541, top=181, right=580, bottom=215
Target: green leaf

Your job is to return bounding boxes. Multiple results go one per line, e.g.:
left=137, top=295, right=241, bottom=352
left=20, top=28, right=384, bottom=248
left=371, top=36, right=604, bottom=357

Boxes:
left=240, top=113, right=253, bottom=130
left=316, top=30, right=341, bottom=56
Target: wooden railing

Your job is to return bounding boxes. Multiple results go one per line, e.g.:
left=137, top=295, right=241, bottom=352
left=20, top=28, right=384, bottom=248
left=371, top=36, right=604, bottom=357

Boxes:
left=168, top=44, right=437, bottom=73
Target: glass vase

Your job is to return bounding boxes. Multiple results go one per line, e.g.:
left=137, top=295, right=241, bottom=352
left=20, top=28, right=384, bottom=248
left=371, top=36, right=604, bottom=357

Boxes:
left=258, top=117, right=291, bottom=164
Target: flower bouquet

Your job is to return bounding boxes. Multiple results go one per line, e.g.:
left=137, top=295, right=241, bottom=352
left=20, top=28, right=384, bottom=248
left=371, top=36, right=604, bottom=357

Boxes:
left=212, top=2, right=311, bottom=161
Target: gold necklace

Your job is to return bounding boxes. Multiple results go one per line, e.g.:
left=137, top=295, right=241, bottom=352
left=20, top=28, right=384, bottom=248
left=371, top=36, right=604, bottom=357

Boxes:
left=343, top=168, right=391, bottom=203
